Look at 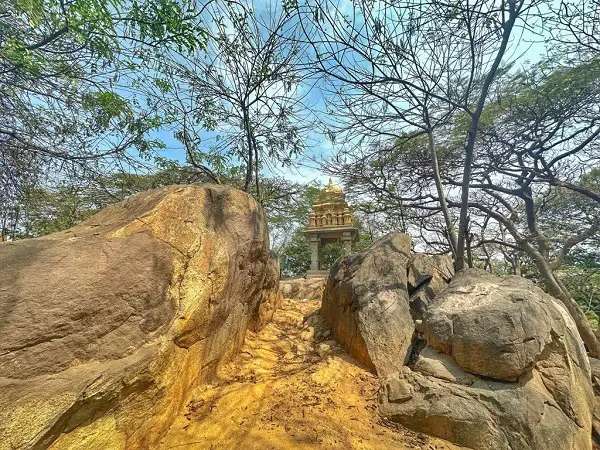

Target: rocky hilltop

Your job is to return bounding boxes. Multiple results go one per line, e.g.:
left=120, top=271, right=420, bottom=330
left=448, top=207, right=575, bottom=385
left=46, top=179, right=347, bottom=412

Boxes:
left=1, top=194, right=595, bottom=450
left=323, top=233, right=594, bottom=450
left=0, top=184, right=280, bottom=449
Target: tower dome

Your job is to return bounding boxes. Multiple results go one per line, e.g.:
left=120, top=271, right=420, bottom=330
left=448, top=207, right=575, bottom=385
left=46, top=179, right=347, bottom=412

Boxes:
left=325, top=178, right=343, bottom=194
left=315, top=178, right=345, bottom=205
left=304, top=178, right=358, bottom=276
left=308, top=178, right=355, bottom=229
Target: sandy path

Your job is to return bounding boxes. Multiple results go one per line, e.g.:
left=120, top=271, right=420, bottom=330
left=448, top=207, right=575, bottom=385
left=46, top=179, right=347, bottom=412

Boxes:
left=160, top=298, right=460, bottom=450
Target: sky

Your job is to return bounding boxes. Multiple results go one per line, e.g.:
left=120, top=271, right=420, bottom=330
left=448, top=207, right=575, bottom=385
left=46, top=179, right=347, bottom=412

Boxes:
left=147, top=0, right=553, bottom=190
left=141, top=0, right=345, bottom=187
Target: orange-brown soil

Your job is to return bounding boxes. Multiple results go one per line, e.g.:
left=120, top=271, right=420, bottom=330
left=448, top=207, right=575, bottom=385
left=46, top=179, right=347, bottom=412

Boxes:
left=160, top=298, right=460, bottom=449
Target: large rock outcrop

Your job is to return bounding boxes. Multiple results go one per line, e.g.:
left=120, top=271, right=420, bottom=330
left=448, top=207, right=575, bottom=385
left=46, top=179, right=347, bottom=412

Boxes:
left=380, top=269, right=594, bottom=450
left=321, top=233, right=453, bottom=376
left=0, top=184, right=279, bottom=450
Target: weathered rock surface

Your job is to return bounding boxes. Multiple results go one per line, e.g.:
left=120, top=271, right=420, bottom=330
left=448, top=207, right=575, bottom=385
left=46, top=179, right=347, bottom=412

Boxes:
left=280, top=276, right=325, bottom=301
left=588, top=357, right=600, bottom=446
left=380, top=269, right=594, bottom=450
left=590, top=358, right=600, bottom=395
left=322, top=233, right=452, bottom=376
left=321, top=233, right=413, bottom=375
left=0, top=184, right=279, bottom=450
left=249, top=252, right=283, bottom=332
left=407, top=253, right=454, bottom=290
left=408, top=253, right=454, bottom=323
left=426, top=269, right=579, bottom=381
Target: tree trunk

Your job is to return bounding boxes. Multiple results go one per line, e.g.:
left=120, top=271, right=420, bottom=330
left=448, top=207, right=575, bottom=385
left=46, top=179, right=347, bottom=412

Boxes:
left=242, top=109, right=253, bottom=192
left=456, top=0, right=519, bottom=270
left=466, top=232, right=474, bottom=268
left=531, top=250, right=600, bottom=357
left=427, top=130, right=457, bottom=259
left=253, top=133, right=260, bottom=199
left=481, top=243, right=492, bottom=271
left=514, top=253, right=521, bottom=276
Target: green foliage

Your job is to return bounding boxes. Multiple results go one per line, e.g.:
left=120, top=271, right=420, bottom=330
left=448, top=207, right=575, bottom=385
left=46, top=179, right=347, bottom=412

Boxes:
left=1, top=0, right=209, bottom=222
left=262, top=180, right=320, bottom=253
left=280, top=230, right=311, bottom=276
left=558, top=244, right=600, bottom=321
left=581, top=168, right=600, bottom=193
left=475, top=58, right=600, bottom=135
left=559, top=264, right=600, bottom=320
left=99, top=166, right=208, bottom=199
left=82, top=91, right=132, bottom=129
left=128, top=0, right=208, bottom=53
left=4, top=0, right=207, bottom=69
left=320, top=241, right=344, bottom=270
left=586, top=311, right=599, bottom=330
left=20, top=185, right=99, bottom=237
left=353, top=230, right=375, bottom=252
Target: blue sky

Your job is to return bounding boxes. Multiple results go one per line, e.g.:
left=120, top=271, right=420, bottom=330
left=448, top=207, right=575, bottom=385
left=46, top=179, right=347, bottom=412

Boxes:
left=146, top=0, right=552, bottom=189
left=139, top=0, right=334, bottom=186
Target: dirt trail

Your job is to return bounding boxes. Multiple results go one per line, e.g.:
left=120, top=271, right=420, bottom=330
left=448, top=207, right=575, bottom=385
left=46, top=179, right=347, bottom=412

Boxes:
left=160, top=299, right=459, bottom=449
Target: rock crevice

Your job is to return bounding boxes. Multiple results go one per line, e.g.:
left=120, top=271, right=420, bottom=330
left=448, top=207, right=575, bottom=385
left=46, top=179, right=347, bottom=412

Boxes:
left=320, top=233, right=594, bottom=450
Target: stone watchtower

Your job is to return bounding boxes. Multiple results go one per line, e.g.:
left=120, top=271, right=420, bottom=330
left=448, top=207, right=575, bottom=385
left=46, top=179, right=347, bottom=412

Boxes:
left=304, top=179, right=358, bottom=277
